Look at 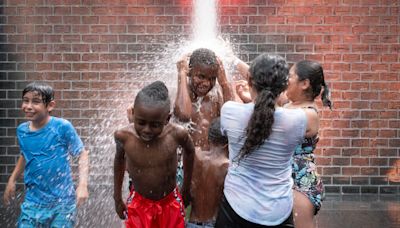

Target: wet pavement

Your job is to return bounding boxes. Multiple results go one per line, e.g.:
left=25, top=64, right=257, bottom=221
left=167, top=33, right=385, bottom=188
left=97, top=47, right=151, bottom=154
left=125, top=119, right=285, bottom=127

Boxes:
left=1, top=190, right=399, bottom=228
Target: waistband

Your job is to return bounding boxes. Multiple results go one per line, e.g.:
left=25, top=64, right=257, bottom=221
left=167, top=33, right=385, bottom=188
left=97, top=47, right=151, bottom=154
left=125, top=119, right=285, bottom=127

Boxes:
left=127, top=187, right=181, bottom=206
left=188, top=220, right=216, bottom=226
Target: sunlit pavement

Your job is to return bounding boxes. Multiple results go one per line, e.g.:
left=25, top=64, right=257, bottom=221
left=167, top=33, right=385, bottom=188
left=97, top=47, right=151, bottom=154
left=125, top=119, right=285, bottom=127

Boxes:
left=1, top=190, right=399, bottom=228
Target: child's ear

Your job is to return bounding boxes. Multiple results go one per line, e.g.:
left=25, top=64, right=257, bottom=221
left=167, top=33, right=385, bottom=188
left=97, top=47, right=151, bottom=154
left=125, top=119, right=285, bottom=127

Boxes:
left=127, top=105, right=134, bottom=123
left=47, top=100, right=56, bottom=112
left=301, top=79, right=311, bottom=90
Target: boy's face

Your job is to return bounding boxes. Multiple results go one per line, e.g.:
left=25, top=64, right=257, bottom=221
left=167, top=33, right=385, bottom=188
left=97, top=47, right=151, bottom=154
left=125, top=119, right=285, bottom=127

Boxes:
left=22, top=91, right=54, bottom=122
left=133, top=102, right=170, bottom=142
left=189, top=64, right=218, bottom=97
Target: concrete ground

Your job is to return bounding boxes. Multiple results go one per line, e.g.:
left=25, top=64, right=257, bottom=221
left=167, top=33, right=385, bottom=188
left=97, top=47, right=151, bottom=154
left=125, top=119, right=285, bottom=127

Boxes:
left=1, top=189, right=399, bottom=228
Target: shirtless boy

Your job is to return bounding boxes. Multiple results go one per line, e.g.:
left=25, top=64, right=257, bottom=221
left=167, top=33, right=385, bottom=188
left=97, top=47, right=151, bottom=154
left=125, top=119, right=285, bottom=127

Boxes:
left=174, top=48, right=234, bottom=151
left=113, top=81, right=195, bottom=228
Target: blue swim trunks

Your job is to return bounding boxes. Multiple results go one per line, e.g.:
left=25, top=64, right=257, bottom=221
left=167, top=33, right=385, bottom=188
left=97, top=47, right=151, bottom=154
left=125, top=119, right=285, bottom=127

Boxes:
left=18, top=201, right=76, bottom=228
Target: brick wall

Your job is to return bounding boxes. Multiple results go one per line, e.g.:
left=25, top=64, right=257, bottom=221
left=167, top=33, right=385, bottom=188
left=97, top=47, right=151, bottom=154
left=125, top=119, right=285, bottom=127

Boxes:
left=0, top=0, right=399, bottom=195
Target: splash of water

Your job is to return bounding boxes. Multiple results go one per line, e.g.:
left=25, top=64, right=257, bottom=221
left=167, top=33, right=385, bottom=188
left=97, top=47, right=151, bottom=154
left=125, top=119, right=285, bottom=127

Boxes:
left=77, top=0, right=239, bottom=226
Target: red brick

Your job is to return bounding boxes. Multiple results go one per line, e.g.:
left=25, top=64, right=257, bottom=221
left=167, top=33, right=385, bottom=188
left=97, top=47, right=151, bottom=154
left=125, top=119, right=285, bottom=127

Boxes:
left=333, top=158, right=350, bottom=166
left=323, top=167, right=341, bottom=175
left=258, top=7, right=276, bottom=15
left=342, top=167, right=360, bottom=176
left=361, top=167, right=379, bottom=176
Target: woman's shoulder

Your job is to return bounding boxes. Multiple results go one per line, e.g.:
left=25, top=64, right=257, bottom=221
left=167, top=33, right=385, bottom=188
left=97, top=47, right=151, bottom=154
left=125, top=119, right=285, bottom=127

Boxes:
left=222, top=100, right=253, bottom=110
left=276, top=107, right=307, bottom=124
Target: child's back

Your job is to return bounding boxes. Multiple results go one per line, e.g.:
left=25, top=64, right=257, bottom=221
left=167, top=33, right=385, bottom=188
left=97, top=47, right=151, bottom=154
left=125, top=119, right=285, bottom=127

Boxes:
left=187, top=117, right=229, bottom=227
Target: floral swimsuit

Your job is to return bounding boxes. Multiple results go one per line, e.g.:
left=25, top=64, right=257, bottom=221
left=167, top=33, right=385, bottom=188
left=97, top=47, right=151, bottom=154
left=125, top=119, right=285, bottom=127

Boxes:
left=292, top=107, right=325, bottom=214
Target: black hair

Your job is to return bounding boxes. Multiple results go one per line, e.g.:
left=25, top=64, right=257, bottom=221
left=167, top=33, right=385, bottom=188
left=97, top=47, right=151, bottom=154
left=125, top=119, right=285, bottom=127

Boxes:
left=22, top=81, right=54, bottom=105
left=189, top=48, right=218, bottom=69
left=208, top=117, right=227, bottom=145
left=294, top=60, right=332, bottom=109
left=134, top=80, right=171, bottom=111
left=239, top=54, right=289, bottom=160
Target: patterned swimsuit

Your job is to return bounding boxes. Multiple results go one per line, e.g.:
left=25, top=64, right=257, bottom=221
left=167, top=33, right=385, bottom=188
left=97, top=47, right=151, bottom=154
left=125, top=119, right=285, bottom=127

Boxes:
left=292, top=107, right=324, bottom=214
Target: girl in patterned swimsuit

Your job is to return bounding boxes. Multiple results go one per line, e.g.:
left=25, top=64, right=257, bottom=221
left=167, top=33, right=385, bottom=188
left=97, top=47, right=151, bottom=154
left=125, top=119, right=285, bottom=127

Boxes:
left=285, top=60, right=332, bottom=228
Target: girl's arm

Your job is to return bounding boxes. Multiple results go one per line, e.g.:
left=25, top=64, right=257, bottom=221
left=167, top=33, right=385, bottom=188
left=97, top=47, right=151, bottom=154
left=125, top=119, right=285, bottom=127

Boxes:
left=304, top=109, right=319, bottom=138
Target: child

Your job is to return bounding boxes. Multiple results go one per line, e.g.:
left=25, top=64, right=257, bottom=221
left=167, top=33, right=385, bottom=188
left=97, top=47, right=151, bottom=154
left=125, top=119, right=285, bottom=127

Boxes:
left=174, top=48, right=234, bottom=151
left=187, top=117, right=229, bottom=228
left=285, top=60, right=331, bottom=228
left=113, top=81, right=195, bottom=228
left=3, top=81, right=89, bottom=227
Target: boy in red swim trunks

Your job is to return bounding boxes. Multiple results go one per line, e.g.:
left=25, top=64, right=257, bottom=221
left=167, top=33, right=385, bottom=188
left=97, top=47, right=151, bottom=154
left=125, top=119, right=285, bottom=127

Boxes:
left=113, top=81, right=195, bottom=228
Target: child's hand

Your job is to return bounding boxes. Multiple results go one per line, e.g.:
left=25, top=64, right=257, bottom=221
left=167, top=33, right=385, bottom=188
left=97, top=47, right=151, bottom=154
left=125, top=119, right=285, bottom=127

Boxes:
left=235, top=80, right=252, bottom=103
left=76, top=184, right=89, bottom=207
left=115, top=199, right=128, bottom=220
left=176, top=54, right=190, bottom=75
left=3, top=181, right=16, bottom=205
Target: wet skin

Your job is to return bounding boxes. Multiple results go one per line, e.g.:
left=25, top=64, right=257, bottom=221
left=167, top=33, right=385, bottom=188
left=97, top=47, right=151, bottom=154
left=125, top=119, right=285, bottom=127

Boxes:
left=188, top=64, right=222, bottom=151
left=21, top=92, right=54, bottom=130
left=174, top=55, right=234, bottom=223
left=175, top=60, right=233, bottom=151
left=113, top=102, right=195, bottom=219
left=189, top=145, right=229, bottom=222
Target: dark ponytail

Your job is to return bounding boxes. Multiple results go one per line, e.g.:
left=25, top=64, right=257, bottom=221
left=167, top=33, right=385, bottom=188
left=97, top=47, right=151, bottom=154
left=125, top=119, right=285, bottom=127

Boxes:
left=321, top=80, right=332, bottom=110
left=238, top=54, right=288, bottom=160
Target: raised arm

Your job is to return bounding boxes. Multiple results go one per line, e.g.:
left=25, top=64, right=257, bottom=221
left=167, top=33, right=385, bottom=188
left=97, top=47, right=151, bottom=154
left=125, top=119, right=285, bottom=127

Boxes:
left=113, top=132, right=127, bottom=219
left=179, top=129, right=195, bottom=207
left=3, top=155, right=25, bottom=205
left=174, top=55, right=192, bottom=122
left=216, top=57, right=234, bottom=103
left=76, top=149, right=89, bottom=207
left=234, top=57, right=250, bottom=81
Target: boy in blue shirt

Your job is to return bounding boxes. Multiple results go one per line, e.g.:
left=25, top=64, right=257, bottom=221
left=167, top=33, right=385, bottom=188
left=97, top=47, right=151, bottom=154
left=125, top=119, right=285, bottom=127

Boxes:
left=3, top=81, right=89, bottom=228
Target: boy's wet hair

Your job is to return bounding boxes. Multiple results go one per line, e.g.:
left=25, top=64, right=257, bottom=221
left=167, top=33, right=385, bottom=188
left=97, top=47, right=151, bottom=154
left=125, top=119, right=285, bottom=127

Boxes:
left=208, top=117, right=227, bottom=145
left=135, top=81, right=171, bottom=111
left=189, top=48, right=218, bottom=68
left=22, top=81, right=54, bottom=105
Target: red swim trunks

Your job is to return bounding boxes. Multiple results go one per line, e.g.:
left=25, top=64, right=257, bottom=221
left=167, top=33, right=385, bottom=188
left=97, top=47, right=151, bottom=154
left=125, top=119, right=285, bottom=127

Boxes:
left=125, top=187, right=185, bottom=228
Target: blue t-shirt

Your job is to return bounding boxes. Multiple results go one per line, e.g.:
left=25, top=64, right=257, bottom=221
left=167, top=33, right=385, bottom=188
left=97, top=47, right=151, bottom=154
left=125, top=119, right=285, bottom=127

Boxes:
left=17, top=116, right=84, bottom=206
left=220, top=101, right=306, bottom=226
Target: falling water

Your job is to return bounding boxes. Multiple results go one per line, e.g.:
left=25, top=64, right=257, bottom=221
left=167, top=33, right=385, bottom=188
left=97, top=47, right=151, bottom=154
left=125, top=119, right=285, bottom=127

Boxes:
left=192, top=0, right=218, bottom=44
left=0, top=1, right=237, bottom=227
